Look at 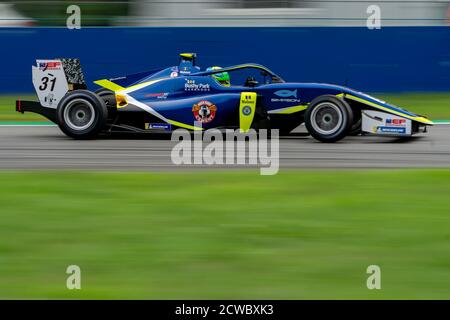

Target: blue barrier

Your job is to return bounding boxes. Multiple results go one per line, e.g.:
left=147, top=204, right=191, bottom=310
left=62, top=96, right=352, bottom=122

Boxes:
left=1, top=26, right=449, bottom=93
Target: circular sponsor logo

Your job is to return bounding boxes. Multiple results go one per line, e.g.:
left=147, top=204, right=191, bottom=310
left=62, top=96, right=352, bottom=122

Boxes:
left=192, top=100, right=217, bottom=123
left=242, top=105, right=252, bottom=116
left=170, top=71, right=178, bottom=78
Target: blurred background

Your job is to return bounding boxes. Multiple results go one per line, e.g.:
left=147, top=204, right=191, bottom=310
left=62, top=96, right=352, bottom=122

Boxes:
left=0, top=2, right=450, bottom=300
left=1, top=0, right=449, bottom=26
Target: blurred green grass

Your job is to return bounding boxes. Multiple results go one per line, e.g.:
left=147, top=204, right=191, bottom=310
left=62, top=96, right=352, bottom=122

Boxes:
left=1, top=93, right=450, bottom=122
left=0, top=170, right=449, bottom=299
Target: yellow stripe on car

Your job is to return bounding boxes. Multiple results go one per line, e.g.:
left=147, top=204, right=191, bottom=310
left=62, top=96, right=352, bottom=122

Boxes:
left=337, top=93, right=434, bottom=125
left=119, top=78, right=169, bottom=94
left=93, top=79, right=125, bottom=92
left=94, top=78, right=169, bottom=94
left=167, top=119, right=203, bottom=131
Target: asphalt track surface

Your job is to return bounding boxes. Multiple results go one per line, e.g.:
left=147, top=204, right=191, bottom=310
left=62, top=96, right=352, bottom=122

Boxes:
left=0, top=125, right=449, bottom=170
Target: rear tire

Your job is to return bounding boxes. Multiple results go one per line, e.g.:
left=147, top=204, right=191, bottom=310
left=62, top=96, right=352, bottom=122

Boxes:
left=57, top=90, right=108, bottom=139
left=95, top=88, right=117, bottom=120
left=305, top=95, right=353, bottom=142
left=95, top=88, right=116, bottom=109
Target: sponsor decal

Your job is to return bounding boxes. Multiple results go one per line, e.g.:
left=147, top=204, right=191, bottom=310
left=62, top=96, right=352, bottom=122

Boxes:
left=192, top=100, right=217, bottom=123
left=145, top=92, right=169, bottom=99
left=274, top=89, right=297, bottom=98
left=271, top=89, right=300, bottom=103
left=376, top=126, right=406, bottom=134
left=241, top=94, right=253, bottom=103
left=386, top=118, right=406, bottom=126
left=110, top=76, right=126, bottom=81
left=271, top=98, right=301, bottom=103
left=44, top=93, right=56, bottom=106
left=180, top=67, right=191, bottom=75
left=170, top=71, right=178, bottom=78
left=38, top=61, right=62, bottom=71
left=242, top=105, right=252, bottom=116
left=185, top=79, right=210, bottom=92
left=145, top=123, right=172, bottom=131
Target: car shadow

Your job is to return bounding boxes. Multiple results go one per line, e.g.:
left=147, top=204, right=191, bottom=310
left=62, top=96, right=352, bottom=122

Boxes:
left=357, top=135, right=426, bottom=144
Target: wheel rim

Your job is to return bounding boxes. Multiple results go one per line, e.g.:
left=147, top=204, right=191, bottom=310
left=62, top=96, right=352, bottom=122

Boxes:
left=63, top=99, right=95, bottom=131
left=310, top=102, right=343, bottom=135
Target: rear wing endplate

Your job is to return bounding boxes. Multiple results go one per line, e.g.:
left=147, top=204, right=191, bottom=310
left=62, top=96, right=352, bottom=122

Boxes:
left=32, top=58, right=86, bottom=109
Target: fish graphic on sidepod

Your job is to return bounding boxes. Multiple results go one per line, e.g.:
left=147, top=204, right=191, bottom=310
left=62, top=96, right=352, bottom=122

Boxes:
left=274, top=89, right=297, bottom=98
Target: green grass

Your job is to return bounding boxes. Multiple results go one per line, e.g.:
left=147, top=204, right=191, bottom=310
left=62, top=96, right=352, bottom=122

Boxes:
left=0, top=170, right=449, bottom=299
left=1, top=93, right=450, bottom=122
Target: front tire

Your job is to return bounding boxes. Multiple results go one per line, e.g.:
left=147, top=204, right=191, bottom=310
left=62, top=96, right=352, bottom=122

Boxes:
left=57, top=90, right=108, bottom=139
left=349, top=109, right=362, bottom=136
left=305, top=95, right=353, bottom=142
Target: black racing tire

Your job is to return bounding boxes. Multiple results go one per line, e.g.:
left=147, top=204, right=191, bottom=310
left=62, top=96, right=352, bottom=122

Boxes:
left=95, top=88, right=117, bottom=118
left=349, top=108, right=362, bottom=136
left=305, top=95, right=353, bottom=143
left=349, top=118, right=362, bottom=136
left=57, top=90, right=108, bottom=139
left=95, top=88, right=116, bottom=107
left=95, top=88, right=112, bottom=95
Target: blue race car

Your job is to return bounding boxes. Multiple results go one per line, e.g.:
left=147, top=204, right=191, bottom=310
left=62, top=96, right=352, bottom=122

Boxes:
left=17, top=53, right=433, bottom=142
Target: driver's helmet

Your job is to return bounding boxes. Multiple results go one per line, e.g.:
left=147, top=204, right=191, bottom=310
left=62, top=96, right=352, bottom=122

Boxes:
left=206, top=66, right=230, bottom=87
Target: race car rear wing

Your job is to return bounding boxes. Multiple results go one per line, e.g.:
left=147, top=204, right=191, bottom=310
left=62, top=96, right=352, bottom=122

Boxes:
left=31, top=58, right=87, bottom=108
left=16, top=58, right=87, bottom=122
